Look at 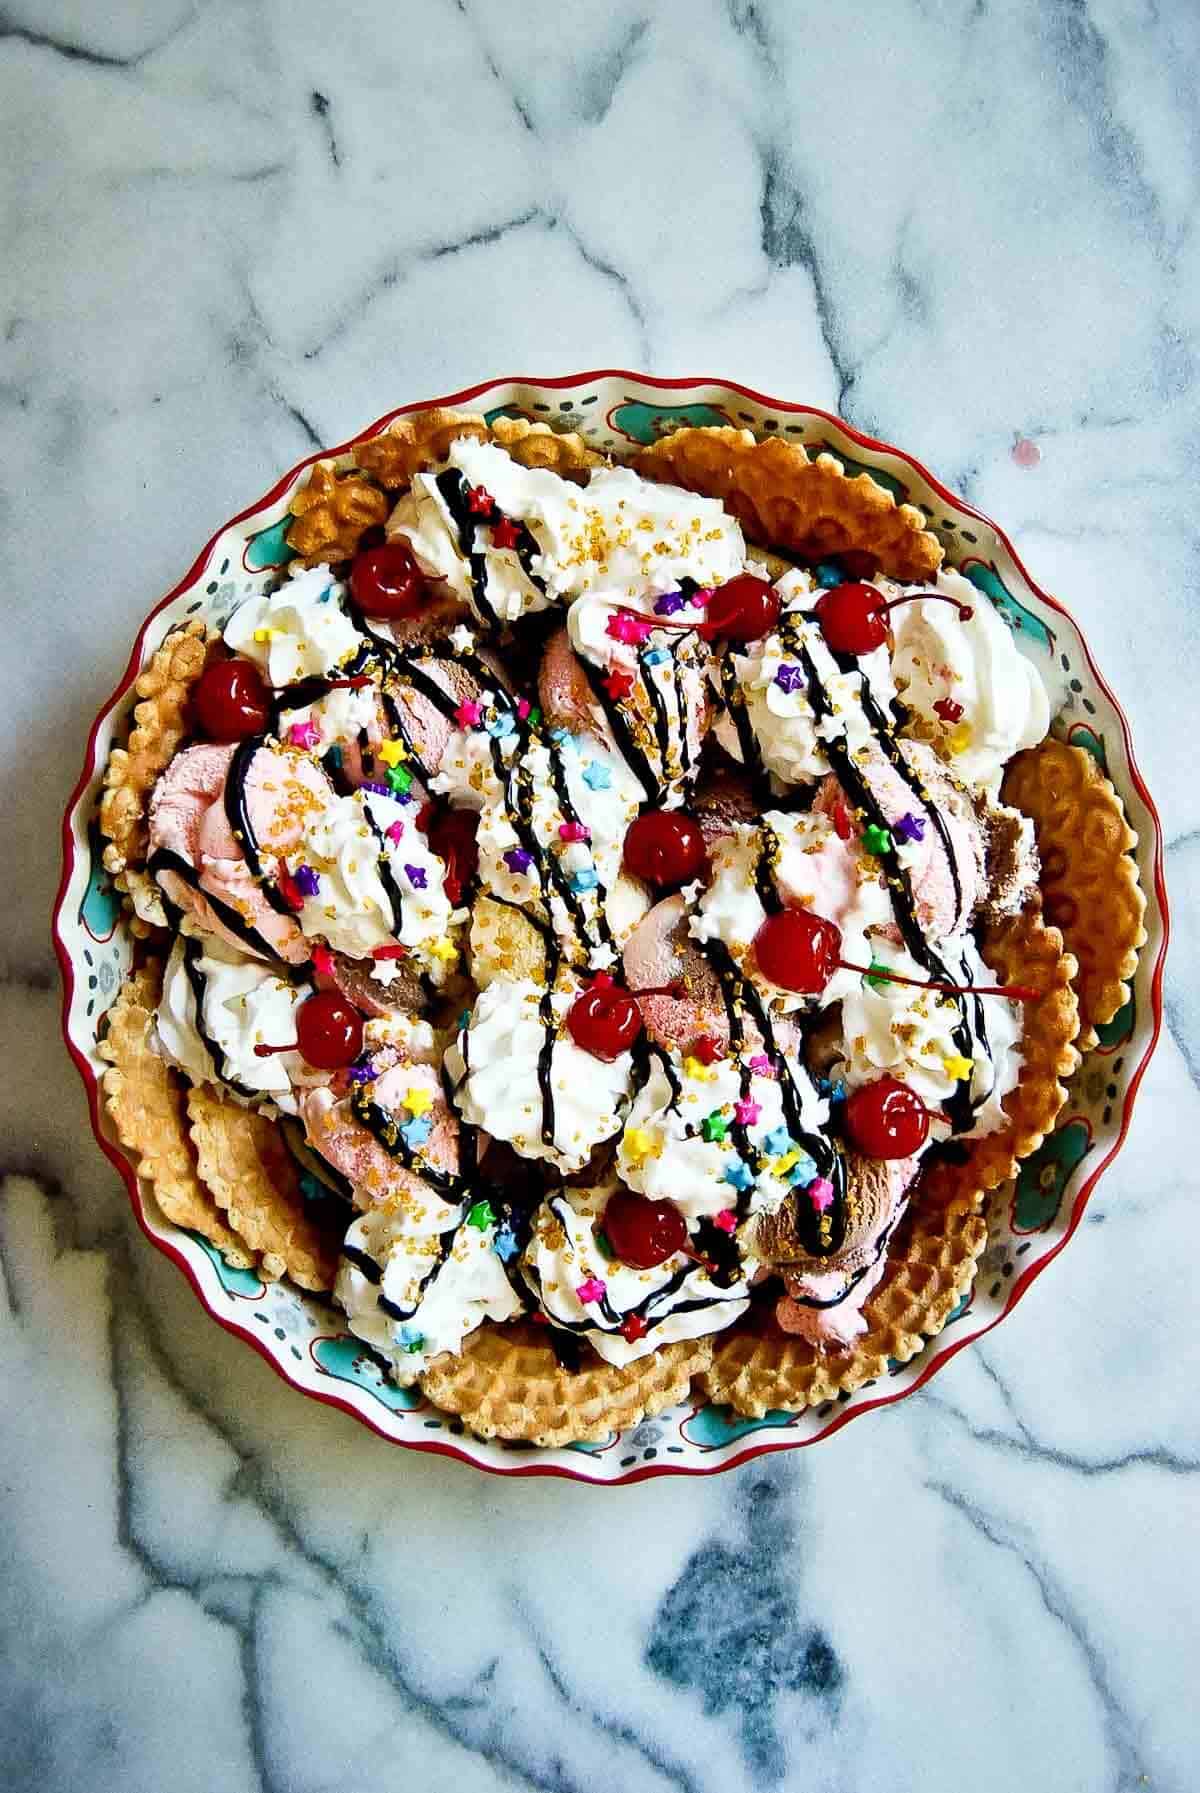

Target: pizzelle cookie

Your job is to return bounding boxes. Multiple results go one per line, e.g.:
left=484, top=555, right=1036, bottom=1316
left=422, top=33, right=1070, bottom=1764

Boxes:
left=635, top=427, right=943, bottom=583
left=420, top=1319, right=712, bottom=1448
left=99, top=964, right=258, bottom=1269
left=90, top=404, right=1144, bottom=1450
left=1002, top=738, right=1146, bottom=1050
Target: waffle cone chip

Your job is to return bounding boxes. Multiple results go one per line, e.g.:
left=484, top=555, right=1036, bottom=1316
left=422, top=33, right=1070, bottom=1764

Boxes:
left=634, top=428, right=943, bottom=583
left=1002, top=739, right=1146, bottom=1050
left=99, top=620, right=215, bottom=889
left=702, top=1178, right=987, bottom=1416
left=351, top=407, right=489, bottom=489
left=420, top=1319, right=713, bottom=1447
left=98, top=965, right=258, bottom=1269
left=489, top=415, right=602, bottom=482
left=187, top=1086, right=340, bottom=1291
left=285, top=463, right=389, bottom=566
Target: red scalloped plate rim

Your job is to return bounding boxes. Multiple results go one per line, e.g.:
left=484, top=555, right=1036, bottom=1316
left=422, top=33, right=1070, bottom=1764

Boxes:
left=52, top=370, right=1170, bottom=1485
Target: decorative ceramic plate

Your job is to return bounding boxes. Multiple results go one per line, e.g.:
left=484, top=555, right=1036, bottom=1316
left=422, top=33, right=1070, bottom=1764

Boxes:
left=54, top=373, right=1168, bottom=1483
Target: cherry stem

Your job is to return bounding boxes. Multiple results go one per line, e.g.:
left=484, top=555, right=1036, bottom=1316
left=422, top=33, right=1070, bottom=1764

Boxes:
left=879, top=593, right=973, bottom=623
left=680, top=1243, right=720, bottom=1276
left=838, top=958, right=1040, bottom=1002
left=269, top=674, right=372, bottom=698
left=626, top=982, right=686, bottom=1000
left=253, top=1042, right=296, bottom=1057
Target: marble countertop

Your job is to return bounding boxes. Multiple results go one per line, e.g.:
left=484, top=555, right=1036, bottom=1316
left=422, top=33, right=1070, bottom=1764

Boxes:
left=2, top=3, right=1197, bottom=1788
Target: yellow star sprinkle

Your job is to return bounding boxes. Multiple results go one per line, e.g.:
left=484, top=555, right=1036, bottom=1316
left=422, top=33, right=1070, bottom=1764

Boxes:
left=946, top=722, right=973, bottom=755
left=378, top=739, right=408, bottom=767
left=427, top=936, right=458, bottom=963
left=772, top=1149, right=803, bottom=1178
left=622, top=1127, right=656, bottom=1164
left=682, top=1055, right=716, bottom=1082
left=943, top=1054, right=973, bottom=1081
left=253, top=626, right=279, bottom=642
left=404, top=1086, right=433, bottom=1117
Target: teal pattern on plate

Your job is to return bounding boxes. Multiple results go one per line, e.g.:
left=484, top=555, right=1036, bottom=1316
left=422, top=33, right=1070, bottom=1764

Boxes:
left=608, top=399, right=731, bottom=444
left=187, top=1232, right=265, bottom=1298
left=1012, top=1117, right=1093, bottom=1233
left=243, top=515, right=295, bottom=572
left=311, top=1335, right=423, bottom=1410
left=681, top=1405, right=798, bottom=1449
left=813, top=441, right=908, bottom=502
left=960, top=559, right=1056, bottom=652
left=79, top=820, right=121, bottom=941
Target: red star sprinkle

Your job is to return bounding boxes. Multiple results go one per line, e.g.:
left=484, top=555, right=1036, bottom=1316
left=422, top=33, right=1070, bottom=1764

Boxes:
left=276, top=867, right=304, bottom=912
left=692, top=1034, right=724, bottom=1065
left=491, top=516, right=522, bottom=550
left=621, top=1312, right=648, bottom=1343
left=603, top=666, right=636, bottom=700
left=832, top=796, right=852, bottom=841
left=933, top=696, right=964, bottom=723
left=414, top=802, right=433, bottom=831
left=467, top=485, right=496, bottom=517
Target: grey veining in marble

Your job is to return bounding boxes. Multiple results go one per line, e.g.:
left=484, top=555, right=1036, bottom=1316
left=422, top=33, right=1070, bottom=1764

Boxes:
left=2, top=2, right=1197, bottom=1789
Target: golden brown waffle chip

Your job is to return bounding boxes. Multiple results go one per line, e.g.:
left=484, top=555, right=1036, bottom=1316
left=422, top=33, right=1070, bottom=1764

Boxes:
left=420, top=1320, right=712, bottom=1446
left=921, top=909, right=1080, bottom=1207
left=352, top=408, right=489, bottom=489
left=702, top=1179, right=987, bottom=1416
left=285, top=462, right=389, bottom=565
left=187, top=1086, right=340, bottom=1291
left=99, top=620, right=214, bottom=884
left=1002, top=739, right=1146, bottom=1050
left=635, top=428, right=943, bottom=583
left=98, top=966, right=258, bottom=1270
left=490, top=415, right=602, bottom=482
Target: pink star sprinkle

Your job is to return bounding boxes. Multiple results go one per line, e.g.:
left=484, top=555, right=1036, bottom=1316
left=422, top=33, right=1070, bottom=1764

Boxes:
left=807, top=1177, right=835, bottom=1214
left=576, top=1276, right=607, bottom=1306
left=559, top=821, right=590, bottom=842
left=310, top=945, right=335, bottom=977
left=455, top=700, right=483, bottom=728
left=516, top=698, right=531, bottom=719
left=713, top=1209, right=737, bottom=1234
left=692, top=587, right=712, bottom=607
left=747, top=1054, right=775, bottom=1077
left=733, top=1098, right=761, bottom=1126
left=385, top=820, right=405, bottom=844
left=289, top=720, right=321, bottom=750
left=605, top=611, right=651, bottom=645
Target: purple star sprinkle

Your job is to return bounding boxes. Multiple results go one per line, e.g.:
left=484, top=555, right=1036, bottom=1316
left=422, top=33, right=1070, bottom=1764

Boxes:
left=894, top=812, right=927, bottom=844
left=404, top=864, right=428, bottom=890
left=363, top=780, right=390, bottom=796
left=293, top=864, right=321, bottom=898
left=503, top=848, right=533, bottom=875
left=654, top=590, right=686, bottom=616
left=347, top=1058, right=376, bottom=1084
left=773, top=663, right=805, bottom=694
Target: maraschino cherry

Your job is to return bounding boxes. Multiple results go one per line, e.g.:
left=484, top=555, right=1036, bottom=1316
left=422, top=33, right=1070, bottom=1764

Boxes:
left=814, top=582, right=973, bottom=656
left=349, top=540, right=428, bottom=621
left=603, top=1189, right=687, bottom=1268
left=623, top=809, right=707, bottom=887
left=426, top=808, right=479, bottom=905
left=254, top=991, right=364, bottom=1070
left=697, top=573, right=782, bottom=643
left=566, top=973, right=683, bottom=1061
left=752, top=907, right=1040, bottom=1002
left=193, top=658, right=272, bottom=741
left=843, top=1076, right=930, bottom=1158
left=617, top=573, right=782, bottom=648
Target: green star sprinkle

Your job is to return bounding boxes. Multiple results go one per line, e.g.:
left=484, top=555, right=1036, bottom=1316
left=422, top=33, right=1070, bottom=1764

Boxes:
left=466, top=1200, right=497, bottom=1231
left=593, top=1228, right=615, bottom=1261
left=701, top=1111, right=728, bottom=1144
left=865, top=959, right=892, bottom=989
left=862, top=823, right=893, bottom=856
left=387, top=763, right=414, bottom=795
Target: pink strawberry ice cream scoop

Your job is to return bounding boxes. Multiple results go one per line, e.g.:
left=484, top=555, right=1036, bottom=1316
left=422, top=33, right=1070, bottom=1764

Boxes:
left=769, top=1155, right=916, bottom=1346
left=301, top=1062, right=459, bottom=1206
left=814, top=739, right=983, bottom=940
left=148, top=743, right=309, bottom=963
left=621, top=894, right=728, bottom=1049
